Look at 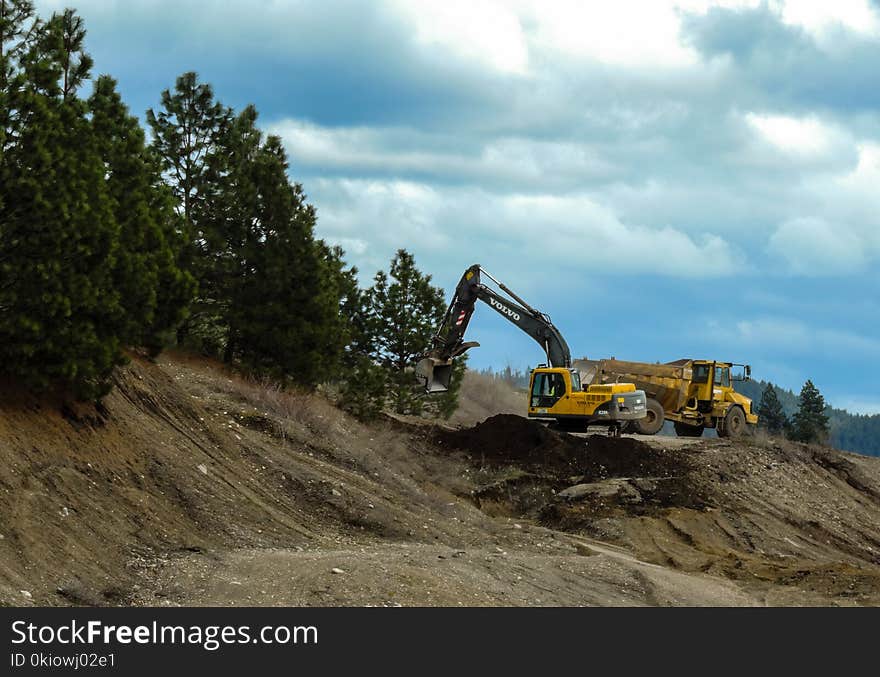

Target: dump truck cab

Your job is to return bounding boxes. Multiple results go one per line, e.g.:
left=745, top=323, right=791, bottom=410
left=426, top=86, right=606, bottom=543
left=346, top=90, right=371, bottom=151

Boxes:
left=527, top=367, right=646, bottom=430
left=687, top=360, right=757, bottom=433
left=691, top=361, right=752, bottom=408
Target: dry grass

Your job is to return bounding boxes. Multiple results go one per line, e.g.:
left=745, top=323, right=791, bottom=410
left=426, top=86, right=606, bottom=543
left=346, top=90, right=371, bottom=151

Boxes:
left=159, top=350, right=476, bottom=514
left=161, top=349, right=347, bottom=437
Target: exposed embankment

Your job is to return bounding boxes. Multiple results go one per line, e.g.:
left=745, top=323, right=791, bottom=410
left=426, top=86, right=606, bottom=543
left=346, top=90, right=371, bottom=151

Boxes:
left=1, top=357, right=878, bottom=606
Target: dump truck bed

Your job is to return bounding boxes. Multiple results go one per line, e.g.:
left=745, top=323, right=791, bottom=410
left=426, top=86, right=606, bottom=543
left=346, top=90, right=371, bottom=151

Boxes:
left=575, top=358, right=695, bottom=415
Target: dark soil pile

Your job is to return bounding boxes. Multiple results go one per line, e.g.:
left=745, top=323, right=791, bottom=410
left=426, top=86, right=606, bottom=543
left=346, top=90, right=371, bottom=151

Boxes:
left=435, top=414, right=690, bottom=482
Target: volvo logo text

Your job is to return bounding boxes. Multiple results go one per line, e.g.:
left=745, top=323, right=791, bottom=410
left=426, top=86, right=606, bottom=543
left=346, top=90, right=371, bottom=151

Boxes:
left=489, top=297, right=520, bottom=321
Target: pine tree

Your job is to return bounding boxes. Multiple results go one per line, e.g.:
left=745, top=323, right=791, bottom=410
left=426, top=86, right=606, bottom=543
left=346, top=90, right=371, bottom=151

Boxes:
left=218, top=105, right=262, bottom=358
left=88, top=75, right=193, bottom=355
left=318, top=241, right=361, bottom=379
left=146, top=71, right=230, bottom=231
left=1, top=1, right=38, bottom=213
left=0, top=0, right=35, bottom=346
left=149, top=77, right=349, bottom=386
left=0, top=9, right=123, bottom=399
left=790, top=379, right=830, bottom=444
left=756, top=382, right=788, bottom=435
left=146, top=72, right=231, bottom=345
left=368, top=250, right=445, bottom=414
left=48, top=9, right=91, bottom=102
left=0, top=1, right=35, bottom=68
left=328, top=246, right=386, bottom=421
left=340, top=354, right=388, bottom=421
left=223, top=127, right=343, bottom=387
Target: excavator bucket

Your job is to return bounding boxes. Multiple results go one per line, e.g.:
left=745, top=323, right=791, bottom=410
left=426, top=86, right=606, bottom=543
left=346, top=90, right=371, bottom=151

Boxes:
left=416, top=341, right=479, bottom=393
left=416, top=357, right=453, bottom=393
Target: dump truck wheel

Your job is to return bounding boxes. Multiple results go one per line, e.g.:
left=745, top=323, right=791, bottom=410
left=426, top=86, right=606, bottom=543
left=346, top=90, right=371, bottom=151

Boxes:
left=634, top=398, right=664, bottom=435
left=718, top=406, right=746, bottom=438
left=673, top=421, right=704, bottom=437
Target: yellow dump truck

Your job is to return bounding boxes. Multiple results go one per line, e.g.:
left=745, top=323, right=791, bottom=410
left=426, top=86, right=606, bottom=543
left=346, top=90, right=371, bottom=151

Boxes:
left=576, top=358, right=758, bottom=438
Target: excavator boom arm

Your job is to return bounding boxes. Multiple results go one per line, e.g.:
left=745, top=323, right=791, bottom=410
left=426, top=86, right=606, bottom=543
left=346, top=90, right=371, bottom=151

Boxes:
left=417, top=264, right=571, bottom=392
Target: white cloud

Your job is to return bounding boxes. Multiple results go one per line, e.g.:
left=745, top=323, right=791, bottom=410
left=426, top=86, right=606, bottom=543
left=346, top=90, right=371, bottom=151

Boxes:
left=272, top=115, right=880, bottom=282
left=309, top=178, right=743, bottom=280
left=270, top=118, right=616, bottom=186
left=41, top=0, right=880, bottom=73
left=745, top=113, right=838, bottom=155
left=270, top=119, right=467, bottom=174
left=679, top=0, right=880, bottom=41
left=714, top=316, right=880, bottom=357
left=733, top=317, right=810, bottom=348
left=531, top=1, right=700, bottom=67
left=779, top=0, right=880, bottom=39
left=768, top=217, right=866, bottom=274
left=392, top=1, right=779, bottom=72
left=833, top=142, right=880, bottom=206
left=310, top=178, right=453, bottom=276
left=390, top=0, right=530, bottom=74
left=766, top=143, right=880, bottom=274
left=494, top=194, right=743, bottom=277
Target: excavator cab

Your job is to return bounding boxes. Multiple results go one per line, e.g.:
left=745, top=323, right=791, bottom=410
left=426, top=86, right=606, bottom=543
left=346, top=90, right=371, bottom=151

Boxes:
left=530, top=371, right=567, bottom=408
left=527, top=367, right=646, bottom=431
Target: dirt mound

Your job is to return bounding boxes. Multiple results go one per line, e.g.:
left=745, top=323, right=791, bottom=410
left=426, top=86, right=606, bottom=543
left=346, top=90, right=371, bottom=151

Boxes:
left=433, top=414, right=707, bottom=524
left=436, top=414, right=560, bottom=459
left=435, top=414, right=690, bottom=482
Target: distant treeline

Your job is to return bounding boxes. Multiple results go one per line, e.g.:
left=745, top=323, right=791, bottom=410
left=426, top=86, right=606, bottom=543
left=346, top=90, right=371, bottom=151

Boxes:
left=736, top=380, right=880, bottom=458
left=0, top=3, right=457, bottom=418
left=475, top=366, right=530, bottom=390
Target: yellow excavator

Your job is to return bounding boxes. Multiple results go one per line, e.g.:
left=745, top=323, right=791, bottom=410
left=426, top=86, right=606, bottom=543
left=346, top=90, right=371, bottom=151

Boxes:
left=416, top=264, right=647, bottom=435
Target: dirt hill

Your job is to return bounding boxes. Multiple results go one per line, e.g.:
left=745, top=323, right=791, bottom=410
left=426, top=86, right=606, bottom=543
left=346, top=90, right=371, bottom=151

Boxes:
left=1, top=354, right=878, bottom=606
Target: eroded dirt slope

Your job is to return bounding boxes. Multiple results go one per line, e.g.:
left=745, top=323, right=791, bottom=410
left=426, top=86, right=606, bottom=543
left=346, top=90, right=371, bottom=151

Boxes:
left=0, top=356, right=878, bottom=606
left=436, top=414, right=880, bottom=604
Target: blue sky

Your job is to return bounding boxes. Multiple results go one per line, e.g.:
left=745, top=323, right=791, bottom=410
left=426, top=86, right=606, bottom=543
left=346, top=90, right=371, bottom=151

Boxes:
left=37, top=0, right=880, bottom=413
